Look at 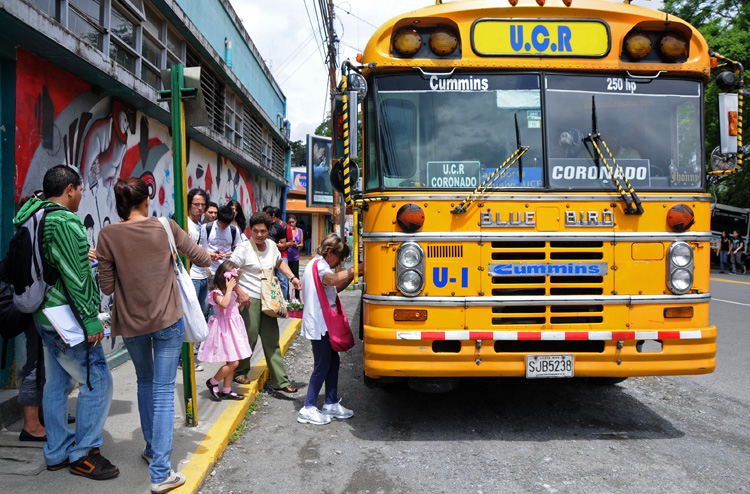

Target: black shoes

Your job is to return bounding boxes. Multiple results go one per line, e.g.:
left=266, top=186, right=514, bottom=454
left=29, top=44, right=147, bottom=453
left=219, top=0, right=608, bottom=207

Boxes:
left=19, top=429, right=47, bottom=442
left=68, top=448, right=119, bottom=480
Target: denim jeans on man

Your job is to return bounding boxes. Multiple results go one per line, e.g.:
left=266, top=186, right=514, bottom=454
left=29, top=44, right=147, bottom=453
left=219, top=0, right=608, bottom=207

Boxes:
left=123, top=319, right=183, bottom=483
left=192, top=278, right=209, bottom=319
left=35, top=321, right=113, bottom=466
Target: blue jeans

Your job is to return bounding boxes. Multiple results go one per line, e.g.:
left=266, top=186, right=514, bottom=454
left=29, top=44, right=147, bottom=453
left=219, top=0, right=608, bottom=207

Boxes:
left=123, top=319, right=184, bottom=483
left=192, top=278, right=209, bottom=320
left=276, top=258, right=289, bottom=300
left=35, top=321, right=113, bottom=465
left=304, top=333, right=340, bottom=408
left=720, top=251, right=728, bottom=271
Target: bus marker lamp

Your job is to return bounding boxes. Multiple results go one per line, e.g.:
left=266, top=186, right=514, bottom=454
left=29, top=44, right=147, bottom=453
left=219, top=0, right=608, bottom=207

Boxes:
left=624, top=31, right=652, bottom=60
left=667, top=242, right=694, bottom=295
left=397, top=203, right=425, bottom=231
left=664, top=307, right=694, bottom=319
left=393, top=28, right=422, bottom=57
left=394, top=309, right=428, bottom=321
left=429, top=28, right=458, bottom=56
left=666, top=204, right=695, bottom=231
left=658, top=32, right=687, bottom=61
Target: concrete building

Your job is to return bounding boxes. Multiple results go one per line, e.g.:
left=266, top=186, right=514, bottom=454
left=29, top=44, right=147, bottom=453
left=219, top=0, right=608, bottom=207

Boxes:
left=0, top=0, right=291, bottom=401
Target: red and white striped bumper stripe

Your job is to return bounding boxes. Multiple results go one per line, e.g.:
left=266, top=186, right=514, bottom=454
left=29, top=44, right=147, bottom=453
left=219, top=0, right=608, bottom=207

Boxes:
left=396, top=330, right=704, bottom=341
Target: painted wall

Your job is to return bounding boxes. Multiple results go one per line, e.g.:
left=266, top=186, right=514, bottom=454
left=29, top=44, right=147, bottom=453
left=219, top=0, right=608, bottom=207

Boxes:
left=14, top=47, right=282, bottom=323
left=174, top=0, right=285, bottom=129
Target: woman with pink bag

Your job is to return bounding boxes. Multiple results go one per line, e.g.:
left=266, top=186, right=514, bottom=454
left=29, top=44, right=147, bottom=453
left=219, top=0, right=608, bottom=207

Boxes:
left=297, top=233, right=358, bottom=426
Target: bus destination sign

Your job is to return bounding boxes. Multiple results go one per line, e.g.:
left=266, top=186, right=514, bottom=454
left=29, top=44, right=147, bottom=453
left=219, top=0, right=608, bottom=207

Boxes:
left=426, top=161, right=481, bottom=188
left=472, top=19, right=610, bottom=57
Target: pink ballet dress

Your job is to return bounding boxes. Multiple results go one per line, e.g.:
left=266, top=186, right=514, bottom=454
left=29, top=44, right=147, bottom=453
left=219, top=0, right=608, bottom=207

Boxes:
left=198, top=290, right=252, bottom=363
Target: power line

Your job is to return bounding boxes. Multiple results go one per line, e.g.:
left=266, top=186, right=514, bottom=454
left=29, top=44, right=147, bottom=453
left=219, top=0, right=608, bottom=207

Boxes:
left=334, top=3, right=378, bottom=28
left=278, top=38, right=326, bottom=86
left=303, top=0, right=326, bottom=64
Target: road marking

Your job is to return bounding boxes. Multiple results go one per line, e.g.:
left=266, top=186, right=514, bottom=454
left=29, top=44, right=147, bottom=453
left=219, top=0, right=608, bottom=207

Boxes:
left=712, top=298, right=750, bottom=308
left=711, top=277, right=750, bottom=285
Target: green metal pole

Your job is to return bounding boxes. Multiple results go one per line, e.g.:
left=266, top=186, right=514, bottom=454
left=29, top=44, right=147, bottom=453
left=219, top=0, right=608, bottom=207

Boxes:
left=169, top=64, right=198, bottom=427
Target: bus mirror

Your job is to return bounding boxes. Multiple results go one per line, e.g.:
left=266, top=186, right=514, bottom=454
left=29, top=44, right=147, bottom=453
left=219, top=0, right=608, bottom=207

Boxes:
left=718, top=93, right=739, bottom=154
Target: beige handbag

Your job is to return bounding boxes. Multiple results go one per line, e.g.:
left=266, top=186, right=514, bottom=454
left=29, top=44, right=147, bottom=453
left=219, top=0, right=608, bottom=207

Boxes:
left=250, top=241, right=288, bottom=318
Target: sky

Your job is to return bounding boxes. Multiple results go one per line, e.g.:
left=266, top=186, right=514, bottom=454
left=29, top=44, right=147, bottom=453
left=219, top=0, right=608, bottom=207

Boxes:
left=231, top=0, right=664, bottom=144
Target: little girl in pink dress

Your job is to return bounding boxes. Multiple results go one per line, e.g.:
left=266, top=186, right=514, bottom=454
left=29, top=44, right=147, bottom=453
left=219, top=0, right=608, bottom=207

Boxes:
left=199, top=261, right=252, bottom=400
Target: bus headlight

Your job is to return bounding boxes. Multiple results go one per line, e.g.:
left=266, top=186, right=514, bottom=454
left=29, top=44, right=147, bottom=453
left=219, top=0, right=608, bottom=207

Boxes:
left=398, top=270, right=424, bottom=295
left=667, top=241, right=694, bottom=294
left=397, top=242, right=425, bottom=296
left=399, top=243, right=423, bottom=268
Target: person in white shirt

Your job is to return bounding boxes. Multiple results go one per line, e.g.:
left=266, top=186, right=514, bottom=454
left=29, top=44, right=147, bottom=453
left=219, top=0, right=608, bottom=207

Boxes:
left=200, top=205, right=243, bottom=277
left=297, top=233, right=358, bottom=426
left=230, top=212, right=302, bottom=391
left=186, top=188, right=210, bottom=317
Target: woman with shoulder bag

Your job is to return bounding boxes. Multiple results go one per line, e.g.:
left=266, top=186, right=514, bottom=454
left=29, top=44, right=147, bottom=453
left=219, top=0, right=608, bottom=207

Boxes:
left=297, top=233, right=358, bottom=425
left=229, top=212, right=302, bottom=391
left=96, top=177, right=210, bottom=493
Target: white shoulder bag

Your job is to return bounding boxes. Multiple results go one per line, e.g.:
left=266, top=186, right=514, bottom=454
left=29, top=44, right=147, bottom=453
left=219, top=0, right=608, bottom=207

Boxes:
left=158, top=217, right=208, bottom=342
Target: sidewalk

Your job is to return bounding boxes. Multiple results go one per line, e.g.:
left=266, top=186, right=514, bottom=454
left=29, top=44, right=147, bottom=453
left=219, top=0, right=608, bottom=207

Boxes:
left=0, top=317, right=302, bottom=493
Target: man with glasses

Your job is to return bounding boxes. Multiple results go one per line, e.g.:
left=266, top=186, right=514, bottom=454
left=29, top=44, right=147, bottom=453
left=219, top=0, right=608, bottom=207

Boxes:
left=185, top=188, right=210, bottom=372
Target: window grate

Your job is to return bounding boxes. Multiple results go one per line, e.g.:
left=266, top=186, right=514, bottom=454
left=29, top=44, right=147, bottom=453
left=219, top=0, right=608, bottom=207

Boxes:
left=426, top=245, right=463, bottom=259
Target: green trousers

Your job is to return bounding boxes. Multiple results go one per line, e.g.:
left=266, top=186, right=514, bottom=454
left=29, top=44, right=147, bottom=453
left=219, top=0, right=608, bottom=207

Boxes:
left=234, top=297, right=291, bottom=389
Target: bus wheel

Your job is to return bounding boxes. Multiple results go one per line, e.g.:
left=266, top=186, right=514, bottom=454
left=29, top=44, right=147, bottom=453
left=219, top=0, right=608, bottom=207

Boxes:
left=587, top=377, right=628, bottom=385
left=364, top=373, right=379, bottom=389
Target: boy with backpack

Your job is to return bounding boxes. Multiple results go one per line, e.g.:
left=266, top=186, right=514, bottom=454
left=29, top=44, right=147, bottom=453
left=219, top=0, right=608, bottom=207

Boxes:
left=200, top=204, right=243, bottom=279
left=12, top=165, right=117, bottom=479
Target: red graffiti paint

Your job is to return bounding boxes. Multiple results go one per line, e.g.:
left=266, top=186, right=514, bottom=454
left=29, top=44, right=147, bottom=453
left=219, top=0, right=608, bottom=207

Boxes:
left=188, top=175, right=193, bottom=189
left=159, top=186, right=165, bottom=205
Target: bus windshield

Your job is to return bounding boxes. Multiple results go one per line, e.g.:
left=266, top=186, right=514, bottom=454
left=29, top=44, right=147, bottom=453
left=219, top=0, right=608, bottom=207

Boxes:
left=367, top=73, right=703, bottom=192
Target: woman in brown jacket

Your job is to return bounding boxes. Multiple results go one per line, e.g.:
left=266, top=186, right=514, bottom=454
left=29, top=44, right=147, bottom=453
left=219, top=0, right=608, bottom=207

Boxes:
left=97, top=177, right=210, bottom=493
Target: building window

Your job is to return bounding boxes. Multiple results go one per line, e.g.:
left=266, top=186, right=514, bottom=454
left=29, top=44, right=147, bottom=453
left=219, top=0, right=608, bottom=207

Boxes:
left=30, top=0, right=58, bottom=18
left=68, top=0, right=104, bottom=49
left=225, top=91, right=243, bottom=148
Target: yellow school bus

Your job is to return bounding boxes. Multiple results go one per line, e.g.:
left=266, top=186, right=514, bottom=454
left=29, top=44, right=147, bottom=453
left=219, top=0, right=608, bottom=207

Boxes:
left=352, top=0, right=717, bottom=391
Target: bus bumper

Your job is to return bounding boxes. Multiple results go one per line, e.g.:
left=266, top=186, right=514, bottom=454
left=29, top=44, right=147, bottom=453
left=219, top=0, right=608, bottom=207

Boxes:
left=362, top=325, right=717, bottom=379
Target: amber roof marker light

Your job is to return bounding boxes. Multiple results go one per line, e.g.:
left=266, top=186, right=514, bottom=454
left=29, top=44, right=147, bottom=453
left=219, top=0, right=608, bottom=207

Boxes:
left=429, top=27, right=458, bottom=56
left=659, top=32, right=688, bottom=61
left=624, top=31, right=652, bottom=60
left=393, top=28, right=422, bottom=57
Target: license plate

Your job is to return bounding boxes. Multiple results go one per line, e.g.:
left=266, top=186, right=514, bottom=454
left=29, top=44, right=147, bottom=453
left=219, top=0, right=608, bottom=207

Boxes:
left=526, top=354, right=574, bottom=378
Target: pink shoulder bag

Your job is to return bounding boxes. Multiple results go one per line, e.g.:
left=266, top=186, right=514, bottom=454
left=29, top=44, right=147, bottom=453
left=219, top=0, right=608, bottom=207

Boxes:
left=311, top=259, right=354, bottom=352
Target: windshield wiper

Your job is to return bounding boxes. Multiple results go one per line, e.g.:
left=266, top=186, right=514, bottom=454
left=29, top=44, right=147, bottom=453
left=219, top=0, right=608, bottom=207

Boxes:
left=452, top=113, right=528, bottom=214
left=583, top=96, right=644, bottom=215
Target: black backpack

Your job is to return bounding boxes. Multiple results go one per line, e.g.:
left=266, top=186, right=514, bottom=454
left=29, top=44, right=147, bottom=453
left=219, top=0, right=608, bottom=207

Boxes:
left=6, top=205, right=64, bottom=313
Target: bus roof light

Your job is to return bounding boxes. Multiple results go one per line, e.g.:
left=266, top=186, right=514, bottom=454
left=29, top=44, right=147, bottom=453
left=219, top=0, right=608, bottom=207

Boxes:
left=658, top=32, right=687, bottom=61
left=624, top=31, right=652, bottom=60
left=429, top=27, right=458, bottom=56
left=393, top=28, right=422, bottom=57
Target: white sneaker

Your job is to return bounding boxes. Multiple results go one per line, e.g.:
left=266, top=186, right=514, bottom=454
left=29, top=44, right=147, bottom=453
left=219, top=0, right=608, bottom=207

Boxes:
left=194, top=363, right=204, bottom=372
left=151, top=470, right=185, bottom=493
left=322, top=401, right=354, bottom=419
left=297, top=407, right=331, bottom=425
left=142, top=449, right=152, bottom=464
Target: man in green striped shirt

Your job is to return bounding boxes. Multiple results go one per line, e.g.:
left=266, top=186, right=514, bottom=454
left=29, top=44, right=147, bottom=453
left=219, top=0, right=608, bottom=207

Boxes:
left=14, top=165, right=118, bottom=479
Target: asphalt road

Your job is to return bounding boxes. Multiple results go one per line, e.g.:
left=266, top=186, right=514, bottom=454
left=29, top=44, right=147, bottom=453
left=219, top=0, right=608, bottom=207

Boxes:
left=200, top=274, right=749, bottom=494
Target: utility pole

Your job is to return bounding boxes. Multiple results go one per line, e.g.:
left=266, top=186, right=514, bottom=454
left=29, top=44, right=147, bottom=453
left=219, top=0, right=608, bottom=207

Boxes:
left=327, top=0, right=343, bottom=240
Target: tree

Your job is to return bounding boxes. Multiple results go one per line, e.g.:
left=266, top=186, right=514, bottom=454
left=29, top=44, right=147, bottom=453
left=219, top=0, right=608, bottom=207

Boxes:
left=290, top=140, right=306, bottom=168
left=663, top=0, right=750, bottom=206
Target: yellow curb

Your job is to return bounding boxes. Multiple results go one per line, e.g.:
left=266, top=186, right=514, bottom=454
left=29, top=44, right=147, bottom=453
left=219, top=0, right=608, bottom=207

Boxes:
left=173, top=318, right=302, bottom=493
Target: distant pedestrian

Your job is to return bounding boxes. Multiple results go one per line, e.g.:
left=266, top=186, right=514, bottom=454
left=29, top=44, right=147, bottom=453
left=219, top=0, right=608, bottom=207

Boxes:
left=731, top=230, right=745, bottom=274
left=264, top=206, right=292, bottom=299
left=719, top=231, right=731, bottom=273
left=286, top=214, right=303, bottom=300
left=14, top=165, right=117, bottom=478
left=199, top=261, right=252, bottom=401
left=187, top=188, right=210, bottom=319
left=228, top=199, right=248, bottom=241
left=204, top=201, right=219, bottom=223
left=297, top=233, right=358, bottom=425
left=97, top=177, right=211, bottom=493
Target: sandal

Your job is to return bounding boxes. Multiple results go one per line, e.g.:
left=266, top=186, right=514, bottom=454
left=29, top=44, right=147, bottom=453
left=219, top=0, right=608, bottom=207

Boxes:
left=276, top=385, right=298, bottom=393
left=206, top=379, right=222, bottom=401
left=221, top=391, right=245, bottom=400
left=234, top=376, right=251, bottom=385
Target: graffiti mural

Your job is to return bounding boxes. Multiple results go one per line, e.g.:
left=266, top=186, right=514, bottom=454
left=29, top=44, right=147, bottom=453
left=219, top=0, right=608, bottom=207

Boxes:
left=16, top=48, right=282, bottom=246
